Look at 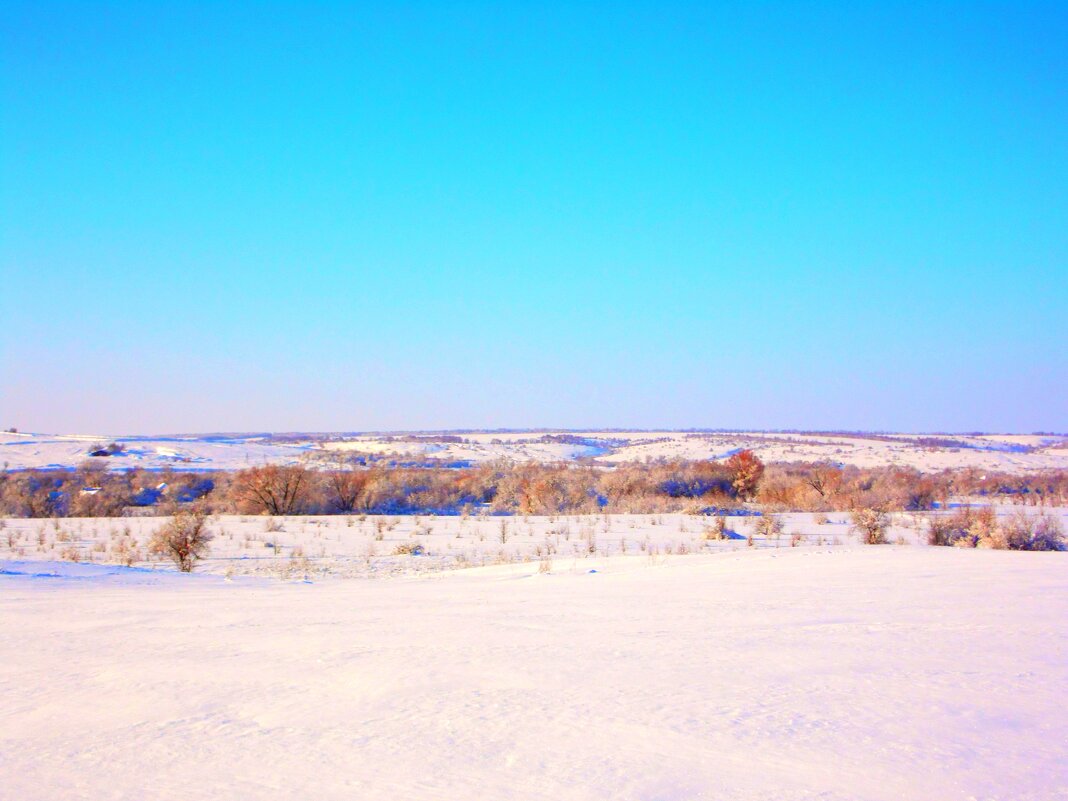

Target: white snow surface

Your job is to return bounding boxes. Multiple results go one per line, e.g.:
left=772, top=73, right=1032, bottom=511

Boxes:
left=0, top=432, right=312, bottom=471
left=4, top=429, right=1068, bottom=473
left=3, top=543, right=1067, bottom=800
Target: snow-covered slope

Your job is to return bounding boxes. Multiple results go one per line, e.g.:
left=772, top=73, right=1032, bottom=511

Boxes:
left=0, top=432, right=313, bottom=471
left=3, top=429, right=1067, bottom=473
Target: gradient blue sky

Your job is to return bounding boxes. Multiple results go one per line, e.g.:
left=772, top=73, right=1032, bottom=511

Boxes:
left=2, top=2, right=1066, bottom=434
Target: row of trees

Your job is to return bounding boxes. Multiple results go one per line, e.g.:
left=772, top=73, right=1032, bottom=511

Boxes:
left=2, top=453, right=1067, bottom=519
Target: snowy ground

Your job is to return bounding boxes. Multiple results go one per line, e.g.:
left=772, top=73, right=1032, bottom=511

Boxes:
left=3, top=544, right=1066, bottom=800
left=0, top=431, right=314, bottom=471
left=2, top=508, right=1067, bottom=579
left=6, top=509, right=1058, bottom=580
left=4, top=429, right=1067, bottom=473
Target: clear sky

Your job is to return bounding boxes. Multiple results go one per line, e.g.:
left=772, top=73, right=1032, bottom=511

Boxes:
left=2, top=2, right=1066, bottom=434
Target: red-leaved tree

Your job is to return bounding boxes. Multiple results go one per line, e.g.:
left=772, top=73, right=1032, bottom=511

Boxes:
left=726, top=449, right=765, bottom=501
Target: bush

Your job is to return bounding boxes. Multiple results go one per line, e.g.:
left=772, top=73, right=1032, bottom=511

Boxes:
left=928, top=509, right=973, bottom=546
left=852, top=507, right=890, bottom=544
left=1002, top=511, right=1065, bottom=551
left=929, top=507, right=1001, bottom=548
left=754, top=514, right=784, bottom=540
left=929, top=508, right=1065, bottom=551
left=967, top=507, right=1002, bottom=549
left=149, top=509, right=214, bottom=572
left=704, top=516, right=728, bottom=540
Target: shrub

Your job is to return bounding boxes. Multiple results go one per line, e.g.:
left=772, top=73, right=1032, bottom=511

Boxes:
left=754, top=514, right=784, bottom=540
left=111, top=538, right=141, bottom=566
left=967, top=507, right=1002, bottom=549
left=928, top=508, right=1065, bottom=551
left=1002, top=511, right=1065, bottom=551
left=149, top=509, right=213, bottom=572
left=928, top=509, right=971, bottom=546
left=852, top=507, right=890, bottom=544
left=931, top=507, right=1001, bottom=549
left=704, top=516, right=728, bottom=540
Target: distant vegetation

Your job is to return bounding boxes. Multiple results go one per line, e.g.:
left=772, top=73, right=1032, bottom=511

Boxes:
left=2, top=452, right=1066, bottom=522
left=927, top=506, right=1065, bottom=551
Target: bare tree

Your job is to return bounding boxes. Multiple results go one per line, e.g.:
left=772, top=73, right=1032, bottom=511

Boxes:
left=232, top=465, right=310, bottom=515
left=804, top=462, right=842, bottom=499
left=325, top=459, right=372, bottom=512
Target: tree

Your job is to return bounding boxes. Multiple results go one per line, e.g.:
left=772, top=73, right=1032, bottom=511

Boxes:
left=232, top=465, right=310, bottom=515
left=326, top=466, right=373, bottom=512
left=149, top=508, right=213, bottom=571
left=726, top=450, right=765, bottom=501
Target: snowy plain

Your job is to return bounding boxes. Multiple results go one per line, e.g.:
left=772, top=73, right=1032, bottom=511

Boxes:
left=3, top=542, right=1067, bottom=801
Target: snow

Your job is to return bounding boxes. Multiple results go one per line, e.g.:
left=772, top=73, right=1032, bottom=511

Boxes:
left=4, top=430, right=1067, bottom=473
left=0, top=432, right=312, bottom=472
left=2, top=543, right=1066, bottom=800
left=0, top=560, right=243, bottom=586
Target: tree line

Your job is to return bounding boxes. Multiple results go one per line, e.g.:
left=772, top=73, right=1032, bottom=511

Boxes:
left=1, top=451, right=1066, bottom=518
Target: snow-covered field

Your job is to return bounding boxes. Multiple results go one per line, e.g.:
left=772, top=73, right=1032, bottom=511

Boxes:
left=3, top=543, right=1066, bottom=800
left=8, top=508, right=1065, bottom=580
left=4, top=429, right=1067, bottom=473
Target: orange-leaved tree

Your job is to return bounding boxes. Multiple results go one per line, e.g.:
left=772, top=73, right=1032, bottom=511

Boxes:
left=725, top=449, right=765, bottom=501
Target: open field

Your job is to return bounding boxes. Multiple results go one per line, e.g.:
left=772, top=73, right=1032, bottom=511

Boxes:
left=3, top=507, right=1066, bottom=579
left=3, top=545, right=1066, bottom=801
left=0, top=510, right=867, bottom=579
left=4, top=430, right=1068, bottom=473
left=3, top=457, right=1065, bottom=799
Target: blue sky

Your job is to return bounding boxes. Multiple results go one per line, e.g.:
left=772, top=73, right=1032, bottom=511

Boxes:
left=2, top=2, right=1066, bottom=433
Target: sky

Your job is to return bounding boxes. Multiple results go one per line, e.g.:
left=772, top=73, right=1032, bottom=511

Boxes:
left=2, top=2, right=1066, bottom=434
